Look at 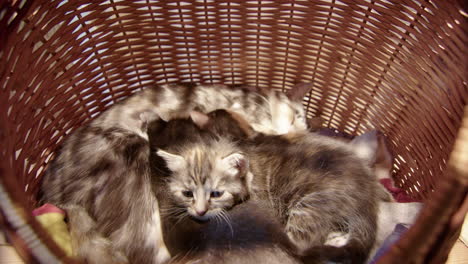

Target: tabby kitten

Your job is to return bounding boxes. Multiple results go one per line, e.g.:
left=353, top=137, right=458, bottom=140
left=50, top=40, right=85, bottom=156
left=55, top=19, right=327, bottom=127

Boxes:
left=149, top=110, right=380, bottom=263
left=148, top=116, right=298, bottom=264
left=40, top=126, right=168, bottom=263
left=39, top=83, right=310, bottom=263
left=96, top=82, right=310, bottom=137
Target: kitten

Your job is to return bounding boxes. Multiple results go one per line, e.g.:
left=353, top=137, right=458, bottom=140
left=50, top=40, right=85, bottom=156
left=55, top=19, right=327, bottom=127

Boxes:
left=39, top=82, right=310, bottom=263
left=40, top=126, right=169, bottom=263
left=291, top=127, right=424, bottom=263
left=349, top=130, right=394, bottom=202
left=147, top=117, right=252, bottom=257
left=148, top=119, right=299, bottom=264
left=149, top=110, right=380, bottom=263
left=349, top=131, right=424, bottom=262
left=97, top=82, right=310, bottom=137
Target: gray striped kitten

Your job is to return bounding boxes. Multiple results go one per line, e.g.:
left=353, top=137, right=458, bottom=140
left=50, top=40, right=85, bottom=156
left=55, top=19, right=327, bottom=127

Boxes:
left=39, top=83, right=309, bottom=263
left=150, top=110, right=380, bottom=264
left=96, top=82, right=310, bottom=139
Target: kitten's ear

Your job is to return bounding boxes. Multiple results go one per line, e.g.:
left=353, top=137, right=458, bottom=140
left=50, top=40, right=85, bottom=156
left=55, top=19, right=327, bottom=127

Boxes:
left=157, top=150, right=186, bottom=172
left=286, top=82, right=312, bottom=101
left=221, top=153, right=249, bottom=177
left=190, top=110, right=211, bottom=129
left=307, top=116, right=323, bottom=132
left=350, top=130, right=380, bottom=165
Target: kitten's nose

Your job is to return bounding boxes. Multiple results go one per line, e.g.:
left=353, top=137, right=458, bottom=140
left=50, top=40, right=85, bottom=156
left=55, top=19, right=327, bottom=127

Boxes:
left=196, top=209, right=207, bottom=216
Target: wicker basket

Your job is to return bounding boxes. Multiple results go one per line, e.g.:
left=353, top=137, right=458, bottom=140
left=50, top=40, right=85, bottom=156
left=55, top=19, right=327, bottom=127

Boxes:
left=0, top=0, right=466, bottom=263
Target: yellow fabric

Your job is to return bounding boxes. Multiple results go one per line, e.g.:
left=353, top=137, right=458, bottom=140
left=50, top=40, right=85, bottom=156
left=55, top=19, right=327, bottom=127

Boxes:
left=35, top=212, right=73, bottom=256
left=461, top=215, right=468, bottom=247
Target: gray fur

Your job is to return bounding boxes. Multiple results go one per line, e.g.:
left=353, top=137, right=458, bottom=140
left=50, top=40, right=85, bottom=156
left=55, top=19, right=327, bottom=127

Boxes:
left=100, top=83, right=308, bottom=136
left=40, top=126, right=170, bottom=263
left=149, top=110, right=380, bottom=263
left=39, top=83, right=309, bottom=263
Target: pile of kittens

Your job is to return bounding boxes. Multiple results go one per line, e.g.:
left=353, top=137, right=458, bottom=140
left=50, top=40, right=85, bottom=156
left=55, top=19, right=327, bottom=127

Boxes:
left=38, top=83, right=421, bottom=264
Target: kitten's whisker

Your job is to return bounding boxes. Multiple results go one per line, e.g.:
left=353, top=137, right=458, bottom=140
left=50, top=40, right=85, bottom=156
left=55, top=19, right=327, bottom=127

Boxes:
left=172, top=212, right=188, bottom=228
left=160, top=207, right=186, bottom=217
left=213, top=213, right=222, bottom=232
left=167, top=213, right=188, bottom=234
left=219, top=210, right=234, bottom=237
left=159, top=208, right=180, bottom=214
left=215, top=212, right=225, bottom=233
left=161, top=207, right=185, bottom=213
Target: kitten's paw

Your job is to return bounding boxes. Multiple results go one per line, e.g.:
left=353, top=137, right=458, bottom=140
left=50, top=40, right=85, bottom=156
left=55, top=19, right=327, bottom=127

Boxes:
left=286, top=231, right=311, bottom=255
left=155, top=245, right=171, bottom=264
left=324, top=232, right=350, bottom=247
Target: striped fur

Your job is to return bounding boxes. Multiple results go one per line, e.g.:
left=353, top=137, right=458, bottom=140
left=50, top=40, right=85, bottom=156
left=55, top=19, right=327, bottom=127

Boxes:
left=96, top=83, right=308, bottom=138
left=39, top=83, right=308, bottom=263
left=39, top=126, right=170, bottom=264
left=149, top=110, right=380, bottom=264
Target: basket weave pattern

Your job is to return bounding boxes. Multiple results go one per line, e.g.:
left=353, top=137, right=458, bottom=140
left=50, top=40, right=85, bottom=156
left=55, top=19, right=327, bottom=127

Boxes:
left=0, top=0, right=467, bottom=263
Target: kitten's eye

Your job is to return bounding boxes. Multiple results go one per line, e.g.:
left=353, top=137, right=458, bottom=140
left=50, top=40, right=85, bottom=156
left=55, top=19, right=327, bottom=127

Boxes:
left=182, top=190, right=193, bottom=197
left=210, top=191, right=224, bottom=198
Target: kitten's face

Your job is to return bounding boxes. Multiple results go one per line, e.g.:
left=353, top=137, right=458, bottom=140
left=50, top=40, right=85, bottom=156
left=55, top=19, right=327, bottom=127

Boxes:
left=288, top=101, right=308, bottom=132
left=158, top=145, right=251, bottom=222
left=269, top=92, right=307, bottom=134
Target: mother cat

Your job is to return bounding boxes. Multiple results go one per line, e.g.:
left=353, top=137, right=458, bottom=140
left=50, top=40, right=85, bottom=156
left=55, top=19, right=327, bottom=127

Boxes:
left=150, top=110, right=381, bottom=264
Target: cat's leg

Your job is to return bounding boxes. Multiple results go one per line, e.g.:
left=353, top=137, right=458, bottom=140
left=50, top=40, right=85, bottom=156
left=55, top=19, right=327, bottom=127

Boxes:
left=284, top=190, right=352, bottom=253
left=325, top=232, right=350, bottom=247
left=106, top=205, right=171, bottom=264
left=284, top=193, right=377, bottom=264
left=66, top=206, right=128, bottom=264
left=148, top=198, right=171, bottom=263
left=284, top=203, right=334, bottom=255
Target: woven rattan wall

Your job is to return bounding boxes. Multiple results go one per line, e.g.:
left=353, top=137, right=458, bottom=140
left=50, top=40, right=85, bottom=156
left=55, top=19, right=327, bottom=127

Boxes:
left=0, top=0, right=466, bottom=263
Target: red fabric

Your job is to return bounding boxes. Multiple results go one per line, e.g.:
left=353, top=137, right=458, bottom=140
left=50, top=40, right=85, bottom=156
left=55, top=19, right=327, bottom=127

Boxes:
left=379, top=178, right=418, bottom=203
left=32, top=203, right=65, bottom=216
